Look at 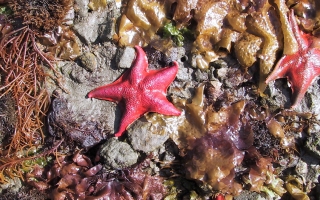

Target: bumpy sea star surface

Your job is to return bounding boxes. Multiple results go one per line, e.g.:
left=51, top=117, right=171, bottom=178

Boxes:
left=266, top=10, right=320, bottom=108
left=88, top=46, right=181, bottom=137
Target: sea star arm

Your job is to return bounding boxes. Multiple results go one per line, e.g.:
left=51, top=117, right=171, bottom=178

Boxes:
left=288, top=9, right=309, bottom=51
left=129, top=46, right=149, bottom=85
left=290, top=61, right=320, bottom=108
left=87, top=81, right=127, bottom=102
left=114, top=100, right=146, bottom=137
left=144, top=92, right=181, bottom=116
left=143, top=61, right=179, bottom=91
left=265, top=54, right=295, bottom=83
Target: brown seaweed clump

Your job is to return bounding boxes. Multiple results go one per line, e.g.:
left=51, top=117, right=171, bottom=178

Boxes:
left=0, top=0, right=75, bottom=183
left=183, top=101, right=288, bottom=197
left=8, top=0, right=73, bottom=33
left=27, top=152, right=167, bottom=199
left=0, top=22, right=50, bottom=157
left=162, top=85, right=295, bottom=197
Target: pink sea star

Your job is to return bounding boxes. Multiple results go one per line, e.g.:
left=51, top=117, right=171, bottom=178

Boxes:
left=266, top=10, right=320, bottom=108
left=88, top=46, right=181, bottom=137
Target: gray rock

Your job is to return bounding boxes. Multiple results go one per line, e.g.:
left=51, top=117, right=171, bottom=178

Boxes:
left=295, top=77, right=320, bottom=116
left=165, top=47, right=186, bottom=63
left=116, top=47, right=135, bottom=69
left=46, top=44, right=123, bottom=148
left=176, top=66, right=193, bottom=81
left=74, top=0, right=89, bottom=18
left=63, top=7, right=75, bottom=26
left=127, top=118, right=170, bottom=153
left=265, top=80, right=292, bottom=108
left=211, top=59, right=228, bottom=69
left=74, top=0, right=120, bottom=44
left=306, top=164, right=320, bottom=184
left=305, top=132, right=320, bottom=159
left=48, top=94, right=115, bottom=148
left=97, top=0, right=120, bottom=42
left=0, top=177, right=22, bottom=193
left=169, top=81, right=195, bottom=99
left=74, top=10, right=109, bottom=44
left=194, top=69, right=208, bottom=82
left=234, top=190, right=267, bottom=200
left=63, top=6, right=75, bottom=25
left=191, top=54, right=201, bottom=68
left=215, top=67, right=228, bottom=79
left=99, top=138, right=139, bottom=169
left=295, top=159, right=308, bottom=179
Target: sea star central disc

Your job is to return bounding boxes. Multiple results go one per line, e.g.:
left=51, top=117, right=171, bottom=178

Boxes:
left=88, top=46, right=181, bottom=137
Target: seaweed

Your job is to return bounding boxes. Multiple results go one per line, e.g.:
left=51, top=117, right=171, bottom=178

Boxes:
left=8, top=0, right=73, bottom=33
left=0, top=0, right=70, bottom=183
left=27, top=152, right=168, bottom=199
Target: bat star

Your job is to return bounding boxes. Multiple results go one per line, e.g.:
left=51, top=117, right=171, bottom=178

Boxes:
left=88, top=46, right=181, bottom=137
left=266, top=10, right=320, bottom=108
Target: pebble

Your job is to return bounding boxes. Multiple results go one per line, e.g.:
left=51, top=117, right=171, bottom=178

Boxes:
left=99, top=138, right=139, bottom=169
left=78, top=52, right=98, bottom=72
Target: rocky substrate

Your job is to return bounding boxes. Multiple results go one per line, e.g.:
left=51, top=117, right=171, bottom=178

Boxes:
left=1, top=0, right=320, bottom=199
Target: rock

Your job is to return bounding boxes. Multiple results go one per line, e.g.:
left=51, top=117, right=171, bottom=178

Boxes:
left=295, top=76, right=320, bottom=116
left=74, top=0, right=89, bottom=18
left=127, top=117, right=170, bottom=153
left=78, top=52, right=98, bottom=72
left=116, top=47, right=135, bottom=69
left=99, top=138, right=139, bottom=169
left=176, top=66, right=193, bottom=81
left=305, top=132, right=320, bottom=159
left=46, top=44, right=123, bottom=148
left=194, top=69, right=208, bottom=82
left=0, top=177, right=22, bottom=193
left=0, top=95, right=16, bottom=144
left=74, top=0, right=120, bottom=44
left=48, top=96, right=113, bottom=148
left=295, top=159, right=308, bottom=179
left=306, top=164, right=320, bottom=184
left=97, top=0, right=120, bottom=42
left=215, top=67, right=228, bottom=79
left=234, top=190, right=267, bottom=200
left=169, top=81, right=194, bottom=99
left=63, top=6, right=75, bottom=26
left=264, top=79, right=292, bottom=108
left=165, top=47, right=186, bottom=63
left=74, top=10, right=109, bottom=44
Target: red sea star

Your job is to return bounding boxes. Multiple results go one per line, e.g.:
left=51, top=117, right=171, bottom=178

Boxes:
left=266, top=10, right=320, bottom=108
left=88, top=46, right=181, bottom=137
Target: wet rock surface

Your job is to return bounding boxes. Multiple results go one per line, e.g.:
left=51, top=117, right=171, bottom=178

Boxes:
left=127, top=118, right=171, bottom=153
left=46, top=43, right=122, bottom=148
left=0, top=95, right=16, bottom=144
left=99, top=137, right=139, bottom=169
left=2, top=0, right=320, bottom=199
